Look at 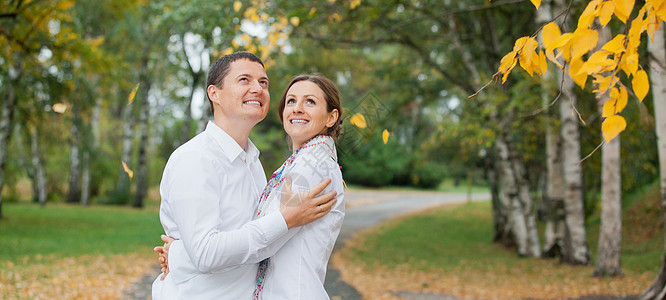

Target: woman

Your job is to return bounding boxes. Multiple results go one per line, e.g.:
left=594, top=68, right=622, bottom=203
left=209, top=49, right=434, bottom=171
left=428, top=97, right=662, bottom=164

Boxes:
left=159, top=74, right=345, bottom=299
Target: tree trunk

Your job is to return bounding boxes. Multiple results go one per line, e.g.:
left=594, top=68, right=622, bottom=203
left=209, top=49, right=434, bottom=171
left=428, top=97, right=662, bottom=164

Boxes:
left=641, top=24, right=666, bottom=300
left=559, top=66, right=591, bottom=265
left=486, top=151, right=507, bottom=243
left=31, top=126, right=47, bottom=206
left=496, top=133, right=529, bottom=256
left=67, top=112, right=81, bottom=203
left=81, top=97, right=102, bottom=206
left=117, top=92, right=135, bottom=197
left=133, top=52, right=152, bottom=208
left=537, top=0, right=566, bottom=257
left=510, top=141, right=542, bottom=257
left=594, top=25, right=623, bottom=278
left=0, top=64, right=19, bottom=218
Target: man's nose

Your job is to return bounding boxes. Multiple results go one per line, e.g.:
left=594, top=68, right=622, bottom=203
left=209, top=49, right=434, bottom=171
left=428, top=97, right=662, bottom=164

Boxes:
left=249, top=80, right=262, bottom=93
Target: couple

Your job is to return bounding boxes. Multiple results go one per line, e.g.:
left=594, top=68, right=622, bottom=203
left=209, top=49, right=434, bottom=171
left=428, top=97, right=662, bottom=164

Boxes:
left=151, top=51, right=346, bottom=299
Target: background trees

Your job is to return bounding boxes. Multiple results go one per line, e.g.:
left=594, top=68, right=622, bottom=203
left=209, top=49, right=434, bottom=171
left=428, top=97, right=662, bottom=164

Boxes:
left=1, top=0, right=664, bottom=296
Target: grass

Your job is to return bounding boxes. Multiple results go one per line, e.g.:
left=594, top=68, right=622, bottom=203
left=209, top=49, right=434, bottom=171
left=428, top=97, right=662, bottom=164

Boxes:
left=337, top=187, right=663, bottom=299
left=0, top=202, right=163, bottom=263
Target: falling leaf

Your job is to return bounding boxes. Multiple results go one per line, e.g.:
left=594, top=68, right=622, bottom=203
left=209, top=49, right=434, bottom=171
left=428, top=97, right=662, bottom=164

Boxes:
left=233, top=1, right=242, bottom=12
left=128, top=83, right=140, bottom=105
left=121, top=161, right=134, bottom=181
left=52, top=103, right=67, bottom=113
left=632, top=69, right=650, bottom=102
left=382, top=129, right=390, bottom=144
left=290, top=16, right=300, bottom=26
left=602, top=115, right=627, bottom=143
left=350, top=113, right=367, bottom=129
left=530, top=0, right=541, bottom=9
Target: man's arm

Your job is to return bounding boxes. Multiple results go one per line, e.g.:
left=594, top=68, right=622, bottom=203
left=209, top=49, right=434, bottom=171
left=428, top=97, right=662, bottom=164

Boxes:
left=162, top=154, right=336, bottom=275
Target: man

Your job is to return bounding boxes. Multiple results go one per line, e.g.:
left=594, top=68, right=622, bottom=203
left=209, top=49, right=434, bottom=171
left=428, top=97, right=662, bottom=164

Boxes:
left=151, top=52, right=337, bottom=299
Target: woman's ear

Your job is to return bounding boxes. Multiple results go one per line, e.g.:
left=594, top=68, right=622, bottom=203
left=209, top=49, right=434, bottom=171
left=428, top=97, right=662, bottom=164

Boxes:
left=326, top=109, right=339, bottom=128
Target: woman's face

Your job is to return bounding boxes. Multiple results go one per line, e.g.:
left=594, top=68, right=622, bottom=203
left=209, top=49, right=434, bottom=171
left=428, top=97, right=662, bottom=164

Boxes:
left=282, top=80, right=339, bottom=150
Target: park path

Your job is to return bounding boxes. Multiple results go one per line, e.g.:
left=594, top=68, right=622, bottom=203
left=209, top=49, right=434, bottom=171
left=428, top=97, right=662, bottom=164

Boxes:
left=124, top=189, right=489, bottom=300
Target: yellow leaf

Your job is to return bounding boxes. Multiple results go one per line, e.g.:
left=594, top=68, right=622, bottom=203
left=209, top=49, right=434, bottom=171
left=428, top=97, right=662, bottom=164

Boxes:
left=602, top=97, right=617, bottom=118
left=620, top=51, right=639, bottom=75
left=128, top=83, right=140, bottom=105
left=632, top=69, right=650, bottom=101
left=602, top=34, right=626, bottom=53
left=52, top=103, right=67, bottom=113
left=545, top=49, right=564, bottom=69
left=309, top=7, right=317, bottom=16
left=538, top=50, right=548, bottom=75
left=647, top=10, right=660, bottom=41
left=350, top=0, right=361, bottom=9
left=599, top=1, right=616, bottom=26
left=382, top=129, right=390, bottom=144
left=578, top=0, right=602, bottom=29
left=350, top=113, right=367, bottom=128
left=602, top=115, right=627, bottom=143
left=616, top=86, right=629, bottom=112
left=612, top=0, right=634, bottom=23
left=570, top=28, right=598, bottom=60
left=290, top=16, right=300, bottom=26
left=121, top=161, right=134, bottom=181
left=530, top=0, right=541, bottom=9
left=542, top=22, right=561, bottom=52
left=233, top=1, right=242, bottom=12
left=57, top=0, right=74, bottom=10
left=568, top=57, right=588, bottom=88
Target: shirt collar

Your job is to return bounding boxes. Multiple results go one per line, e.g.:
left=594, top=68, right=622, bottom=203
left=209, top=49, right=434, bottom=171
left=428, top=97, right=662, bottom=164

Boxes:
left=205, top=121, right=260, bottom=163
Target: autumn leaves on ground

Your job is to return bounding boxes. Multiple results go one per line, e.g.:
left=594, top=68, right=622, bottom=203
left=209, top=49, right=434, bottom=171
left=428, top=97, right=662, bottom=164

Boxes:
left=332, top=186, right=662, bottom=300
left=1, top=185, right=661, bottom=299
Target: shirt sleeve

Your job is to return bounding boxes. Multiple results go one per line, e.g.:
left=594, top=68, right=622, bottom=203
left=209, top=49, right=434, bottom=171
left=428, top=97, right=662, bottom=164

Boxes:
left=164, top=151, right=293, bottom=275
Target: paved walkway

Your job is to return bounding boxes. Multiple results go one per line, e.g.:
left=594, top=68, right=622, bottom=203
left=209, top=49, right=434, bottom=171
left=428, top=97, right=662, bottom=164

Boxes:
left=124, top=189, right=487, bottom=299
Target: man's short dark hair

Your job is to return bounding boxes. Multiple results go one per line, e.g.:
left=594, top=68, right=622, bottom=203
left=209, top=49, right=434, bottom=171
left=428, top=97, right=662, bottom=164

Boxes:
left=205, top=51, right=265, bottom=115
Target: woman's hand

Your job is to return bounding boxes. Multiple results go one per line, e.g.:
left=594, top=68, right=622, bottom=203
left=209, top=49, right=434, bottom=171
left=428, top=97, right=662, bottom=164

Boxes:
left=279, top=176, right=337, bottom=229
left=153, top=235, right=176, bottom=280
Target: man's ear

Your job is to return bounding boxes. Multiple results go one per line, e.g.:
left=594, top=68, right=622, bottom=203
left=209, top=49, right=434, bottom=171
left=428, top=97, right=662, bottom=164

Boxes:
left=207, top=85, right=218, bottom=104
left=326, top=109, right=339, bottom=128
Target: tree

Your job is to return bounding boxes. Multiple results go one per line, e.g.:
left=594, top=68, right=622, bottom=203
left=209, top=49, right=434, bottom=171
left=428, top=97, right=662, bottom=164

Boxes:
left=642, top=22, right=666, bottom=300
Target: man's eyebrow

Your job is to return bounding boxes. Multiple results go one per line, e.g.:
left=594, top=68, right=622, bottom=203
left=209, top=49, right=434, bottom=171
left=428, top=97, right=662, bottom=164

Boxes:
left=235, top=74, right=269, bottom=82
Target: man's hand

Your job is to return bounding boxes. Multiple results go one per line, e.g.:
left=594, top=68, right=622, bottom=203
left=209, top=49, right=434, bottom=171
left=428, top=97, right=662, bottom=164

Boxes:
left=153, top=235, right=175, bottom=280
left=279, top=176, right=337, bottom=229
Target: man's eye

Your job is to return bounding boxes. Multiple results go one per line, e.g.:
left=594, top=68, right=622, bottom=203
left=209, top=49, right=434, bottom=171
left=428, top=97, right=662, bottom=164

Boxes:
left=239, top=78, right=248, bottom=82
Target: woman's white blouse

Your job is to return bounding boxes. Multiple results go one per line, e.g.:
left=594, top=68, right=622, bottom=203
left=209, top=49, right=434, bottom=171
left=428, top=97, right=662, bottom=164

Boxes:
left=260, top=137, right=345, bottom=300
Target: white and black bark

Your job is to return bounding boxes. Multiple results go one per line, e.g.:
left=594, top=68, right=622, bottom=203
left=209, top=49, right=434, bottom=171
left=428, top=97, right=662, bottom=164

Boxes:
left=66, top=111, right=81, bottom=204
left=559, top=68, right=591, bottom=265
left=496, top=133, right=529, bottom=256
left=0, top=61, right=20, bottom=218
left=80, top=96, right=102, bottom=206
left=641, top=24, right=666, bottom=300
left=133, top=51, right=153, bottom=208
left=31, top=126, right=47, bottom=206
left=594, top=25, right=623, bottom=277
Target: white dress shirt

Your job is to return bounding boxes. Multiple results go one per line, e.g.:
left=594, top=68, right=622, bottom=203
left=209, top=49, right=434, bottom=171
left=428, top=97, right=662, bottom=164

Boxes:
left=259, top=136, right=345, bottom=300
left=161, top=136, right=345, bottom=300
left=152, top=121, right=292, bottom=300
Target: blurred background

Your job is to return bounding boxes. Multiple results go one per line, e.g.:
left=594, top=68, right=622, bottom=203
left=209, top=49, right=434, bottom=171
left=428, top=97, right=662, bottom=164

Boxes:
left=1, top=0, right=664, bottom=299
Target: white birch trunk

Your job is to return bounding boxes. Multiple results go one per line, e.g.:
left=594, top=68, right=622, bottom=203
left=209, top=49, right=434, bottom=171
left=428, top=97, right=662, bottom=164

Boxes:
left=0, top=63, right=19, bottom=218
left=31, top=126, right=47, bottom=206
left=80, top=97, right=102, bottom=206
left=511, top=145, right=542, bottom=257
left=641, top=24, right=666, bottom=300
left=559, top=68, right=591, bottom=265
left=594, top=25, right=623, bottom=277
left=496, top=135, right=529, bottom=256
left=133, top=69, right=152, bottom=208
left=67, top=115, right=81, bottom=203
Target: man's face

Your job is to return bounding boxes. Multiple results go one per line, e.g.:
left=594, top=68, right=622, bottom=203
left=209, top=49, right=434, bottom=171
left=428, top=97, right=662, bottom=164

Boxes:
left=211, top=59, right=270, bottom=125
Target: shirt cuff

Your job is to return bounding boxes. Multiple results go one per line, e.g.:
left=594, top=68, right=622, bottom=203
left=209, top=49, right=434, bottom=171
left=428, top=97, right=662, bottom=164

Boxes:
left=256, top=210, right=289, bottom=243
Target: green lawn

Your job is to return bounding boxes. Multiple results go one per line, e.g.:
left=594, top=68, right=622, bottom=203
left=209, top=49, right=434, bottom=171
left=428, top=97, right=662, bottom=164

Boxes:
left=344, top=197, right=662, bottom=275
left=0, top=203, right=164, bottom=263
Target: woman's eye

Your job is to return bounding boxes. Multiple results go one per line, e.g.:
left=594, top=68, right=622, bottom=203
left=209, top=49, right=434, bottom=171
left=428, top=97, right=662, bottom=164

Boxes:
left=286, top=99, right=295, bottom=104
left=307, top=99, right=316, bottom=104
